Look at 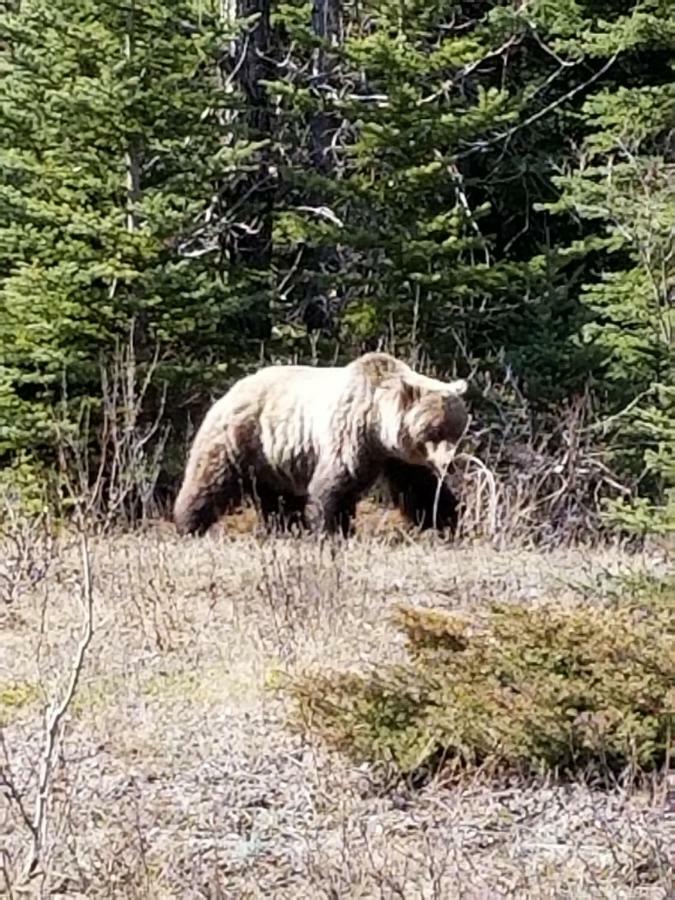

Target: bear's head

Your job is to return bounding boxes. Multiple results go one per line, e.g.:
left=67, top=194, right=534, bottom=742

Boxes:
left=350, top=352, right=469, bottom=477
left=370, top=360, right=468, bottom=476
left=399, top=382, right=468, bottom=476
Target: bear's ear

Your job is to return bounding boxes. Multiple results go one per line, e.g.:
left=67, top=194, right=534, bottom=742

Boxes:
left=400, top=379, right=422, bottom=408
left=411, top=372, right=468, bottom=397
left=445, top=378, right=468, bottom=397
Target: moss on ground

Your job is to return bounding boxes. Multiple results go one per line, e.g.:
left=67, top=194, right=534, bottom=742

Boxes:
left=0, top=680, right=40, bottom=724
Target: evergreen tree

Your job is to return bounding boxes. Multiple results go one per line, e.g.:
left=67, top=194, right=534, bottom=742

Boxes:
left=267, top=0, right=619, bottom=390
left=0, top=0, right=266, bottom=457
left=270, top=0, right=540, bottom=365
left=0, top=0, right=671, bottom=527
left=543, top=0, right=674, bottom=528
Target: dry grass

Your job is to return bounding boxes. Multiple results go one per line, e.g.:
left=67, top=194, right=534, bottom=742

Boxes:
left=0, top=518, right=673, bottom=898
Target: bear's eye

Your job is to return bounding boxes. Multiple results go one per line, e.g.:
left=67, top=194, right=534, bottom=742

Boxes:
left=421, top=421, right=447, bottom=443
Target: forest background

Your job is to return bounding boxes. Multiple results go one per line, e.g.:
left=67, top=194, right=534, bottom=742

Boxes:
left=0, top=0, right=672, bottom=537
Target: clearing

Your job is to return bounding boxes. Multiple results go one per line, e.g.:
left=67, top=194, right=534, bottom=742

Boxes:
left=0, top=526, right=672, bottom=897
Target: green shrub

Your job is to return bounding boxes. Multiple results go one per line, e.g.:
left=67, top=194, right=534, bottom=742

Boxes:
left=0, top=452, right=53, bottom=518
left=285, top=583, right=675, bottom=780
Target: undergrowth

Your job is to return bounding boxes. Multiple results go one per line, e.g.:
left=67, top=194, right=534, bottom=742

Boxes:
left=285, top=576, right=675, bottom=782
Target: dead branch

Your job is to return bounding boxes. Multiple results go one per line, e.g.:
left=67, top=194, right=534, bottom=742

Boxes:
left=456, top=53, right=619, bottom=161
left=23, top=530, right=94, bottom=882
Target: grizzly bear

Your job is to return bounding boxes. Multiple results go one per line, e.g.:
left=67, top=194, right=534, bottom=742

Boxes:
left=173, top=352, right=468, bottom=536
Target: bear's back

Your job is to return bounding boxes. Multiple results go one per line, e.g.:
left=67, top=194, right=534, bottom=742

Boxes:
left=208, top=363, right=354, bottom=493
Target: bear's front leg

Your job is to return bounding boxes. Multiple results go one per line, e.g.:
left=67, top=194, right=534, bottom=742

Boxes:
left=306, top=465, right=360, bottom=536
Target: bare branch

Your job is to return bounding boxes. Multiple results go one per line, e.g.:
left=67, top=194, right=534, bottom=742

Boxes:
left=417, top=35, right=522, bottom=107
left=456, top=53, right=619, bottom=161
left=0, top=732, right=37, bottom=840
left=23, top=531, right=95, bottom=882
left=294, top=205, right=344, bottom=227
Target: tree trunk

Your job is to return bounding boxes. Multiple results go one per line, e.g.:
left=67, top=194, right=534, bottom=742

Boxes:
left=310, top=0, right=342, bottom=172
left=124, top=1, right=140, bottom=234
left=224, top=0, right=275, bottom=275
left=300, top=0, right=343, bottom=332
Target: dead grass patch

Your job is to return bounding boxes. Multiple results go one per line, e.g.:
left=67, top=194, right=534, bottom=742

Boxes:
left=0, top=526, right=671, bottom=896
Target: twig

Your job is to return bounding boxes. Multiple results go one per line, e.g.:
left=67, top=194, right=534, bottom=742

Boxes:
left=417, top=35, right=522, bottom=107
left=0, top=733, right=37, bottom=841
left=590, top=388, right=654, bottom=435
left=456, top=53, right=619, bottom=160
left=23, top=531, right=95, bottom=881
left=456, top=452, right=498, bottom=537
left=294, top=205, right=344, bottom=227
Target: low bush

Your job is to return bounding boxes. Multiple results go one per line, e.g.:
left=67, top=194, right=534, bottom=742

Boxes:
left=285, top=579, right=675, bottom=781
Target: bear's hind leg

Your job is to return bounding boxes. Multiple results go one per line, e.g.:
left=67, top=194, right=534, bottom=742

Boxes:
left=174, top=469, right=243, bottom=535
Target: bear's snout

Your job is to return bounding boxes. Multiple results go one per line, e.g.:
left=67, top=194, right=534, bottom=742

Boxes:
left=424, top=440, right=459, bottom=478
